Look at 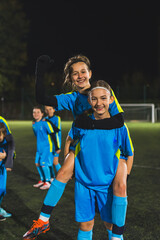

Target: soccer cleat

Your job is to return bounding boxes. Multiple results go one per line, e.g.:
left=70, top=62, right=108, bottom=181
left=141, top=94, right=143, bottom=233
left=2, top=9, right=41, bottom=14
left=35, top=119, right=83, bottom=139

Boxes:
left=23, top=219, right=50, bottom=239
left=0, top=207, right=12, bottom=217
left=33, top=180, right=44, bottom=188
left=40, top=182, right=51, bottom=190
left=0, top=215, right=6, bottom=221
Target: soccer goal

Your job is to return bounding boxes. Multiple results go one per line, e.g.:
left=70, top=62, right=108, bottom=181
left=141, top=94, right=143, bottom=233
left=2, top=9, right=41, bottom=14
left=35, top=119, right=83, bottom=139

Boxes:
left=155, top=107, right=160, bottom=122
left=120, top=103, right=155, bottom=123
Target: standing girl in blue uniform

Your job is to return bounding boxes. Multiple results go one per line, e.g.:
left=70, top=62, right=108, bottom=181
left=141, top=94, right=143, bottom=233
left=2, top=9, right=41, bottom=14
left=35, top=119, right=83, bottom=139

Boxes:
left=0, top=122, right=15, bottom=220
left=23, top=55, right=124, bottom=239
left=71, top=80, right=134, bottom=240
left=32, top=106, right=60, bottom=190
left=44, top=105, right=61, bottom=180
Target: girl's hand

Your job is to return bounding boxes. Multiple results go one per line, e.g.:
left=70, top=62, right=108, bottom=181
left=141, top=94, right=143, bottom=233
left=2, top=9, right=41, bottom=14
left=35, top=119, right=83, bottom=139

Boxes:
left=0, top=150, right=7, bottom=159
left=6, top=168, right=12, bottom=172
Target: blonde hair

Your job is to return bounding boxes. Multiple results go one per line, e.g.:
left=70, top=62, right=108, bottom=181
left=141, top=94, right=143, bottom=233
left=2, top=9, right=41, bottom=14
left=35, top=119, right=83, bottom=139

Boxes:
left=63, top=55, right=91, bottom=89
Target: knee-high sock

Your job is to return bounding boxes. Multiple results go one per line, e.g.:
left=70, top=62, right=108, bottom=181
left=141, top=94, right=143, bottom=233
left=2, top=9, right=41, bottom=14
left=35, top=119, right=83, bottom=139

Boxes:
left=42, top=166, right=51, bottom=182
left=55, top=163, right=61, bottom=172
left=77, top=229, right=93, bottom=240
left=40, top=179, right=66, bottom=219
left=112, top=195, right=127, bottom=239
left=36, top=166, right=45, bottom=181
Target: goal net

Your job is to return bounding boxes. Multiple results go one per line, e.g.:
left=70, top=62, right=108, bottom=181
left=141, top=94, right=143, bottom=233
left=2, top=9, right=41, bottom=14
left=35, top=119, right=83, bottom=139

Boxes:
left=120, top=103, right=155, bottom=123
left=155, top=107, right=160, bottom=122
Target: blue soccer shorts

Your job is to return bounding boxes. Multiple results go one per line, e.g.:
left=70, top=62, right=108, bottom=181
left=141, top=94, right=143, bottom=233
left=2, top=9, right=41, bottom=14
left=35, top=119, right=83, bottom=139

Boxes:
left=75, top=180, right=113, bottom=223
left=35, top=150, right=54, bottom=166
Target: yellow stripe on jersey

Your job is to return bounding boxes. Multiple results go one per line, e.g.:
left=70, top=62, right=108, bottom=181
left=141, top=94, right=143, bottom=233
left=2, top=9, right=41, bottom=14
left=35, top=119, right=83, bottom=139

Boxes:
left=75, top=141, right=81, bottom=158
left=56, top=116, right=61, bottom=148
left=46, top=122, right=54, bottom=152
left=0, top=116, right=11, bottom=133
left=48, top=134, right=53, bottom=152
left=58, top=91, right=74, bottom=96
left=111, top=89, right=123, bottom=113
left=124, top=123, right=134, bottom=152
left=115, top=148, right=121, bottom=160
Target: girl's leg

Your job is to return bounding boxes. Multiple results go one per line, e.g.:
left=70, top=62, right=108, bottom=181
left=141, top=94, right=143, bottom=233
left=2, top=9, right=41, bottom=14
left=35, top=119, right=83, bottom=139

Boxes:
left=111, top=159, right=127, bottom=239
left=39, top=151, right=75, bottom=220
left=23, top=151, right=75, bottom=239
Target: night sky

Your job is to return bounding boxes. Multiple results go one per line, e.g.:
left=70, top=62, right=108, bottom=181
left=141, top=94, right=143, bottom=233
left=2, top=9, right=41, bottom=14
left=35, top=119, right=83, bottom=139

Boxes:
left=23, top=1, right=159, bottom=85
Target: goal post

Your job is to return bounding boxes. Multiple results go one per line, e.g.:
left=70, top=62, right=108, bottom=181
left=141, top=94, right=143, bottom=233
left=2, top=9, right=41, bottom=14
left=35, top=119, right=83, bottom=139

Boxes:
left=120, top=103, right=155, bottom=123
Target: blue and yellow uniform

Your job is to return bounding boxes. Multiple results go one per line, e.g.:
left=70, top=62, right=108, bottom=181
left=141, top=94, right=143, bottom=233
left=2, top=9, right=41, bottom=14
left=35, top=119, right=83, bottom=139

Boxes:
left=45, top=115, right=61, bottom=157
left=56, top=90, right=123, bottom=119
left=70, top=114, right=133, bottom=223
left=32, top=120, right=56, bottom=167
left=0, top=138, right=9, bottom=201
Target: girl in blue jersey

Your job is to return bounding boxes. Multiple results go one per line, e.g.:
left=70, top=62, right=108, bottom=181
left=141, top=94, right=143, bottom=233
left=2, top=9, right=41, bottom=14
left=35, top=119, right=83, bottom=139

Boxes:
left=70, top=80, right=134, bottom=240
left=0, top=122, right=15, bottom=220
left=23, top=55, right=124, bottom=239
left=32, top=106, right=60, bottom=190
left=44, top=106, right=61, bottom=179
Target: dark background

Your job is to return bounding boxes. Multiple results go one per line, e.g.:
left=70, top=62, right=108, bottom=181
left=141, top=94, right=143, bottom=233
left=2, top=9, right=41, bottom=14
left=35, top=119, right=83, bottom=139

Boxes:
left=22, top=1, right=160, bottom=83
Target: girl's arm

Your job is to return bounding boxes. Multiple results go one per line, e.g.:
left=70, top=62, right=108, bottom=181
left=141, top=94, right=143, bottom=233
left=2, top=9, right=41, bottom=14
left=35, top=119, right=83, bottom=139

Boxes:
left=5, top=134, right=15, bottom=169
left=64, top=135, right=74, bottom=158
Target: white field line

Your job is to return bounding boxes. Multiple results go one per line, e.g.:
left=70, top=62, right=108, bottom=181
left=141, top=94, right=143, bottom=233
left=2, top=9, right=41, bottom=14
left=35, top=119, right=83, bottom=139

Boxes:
left=133, top=164, right=160, bottom=170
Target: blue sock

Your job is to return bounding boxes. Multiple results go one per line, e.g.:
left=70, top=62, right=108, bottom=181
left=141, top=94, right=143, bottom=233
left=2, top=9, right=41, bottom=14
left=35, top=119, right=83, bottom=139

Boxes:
left=107, top=229, right=112, bottom=240
left=37, top=166, right=44, bottom=181
left=42, top=166, right=51, bottom=182
left=112, top=195, right=127, bottom=238
left=40, top=179, right=66, bottom=218
left=55, top=163, right=61, bottom=172
left=49, top=166, right=55, bottom=178
left=77, top=229, right=93, bottom=240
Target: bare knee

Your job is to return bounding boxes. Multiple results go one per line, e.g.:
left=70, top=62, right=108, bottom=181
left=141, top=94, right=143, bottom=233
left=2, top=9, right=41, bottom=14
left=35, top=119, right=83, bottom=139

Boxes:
left=113, top=180, right=126, bottom=197
left=80, top=220, right=94, bottom=231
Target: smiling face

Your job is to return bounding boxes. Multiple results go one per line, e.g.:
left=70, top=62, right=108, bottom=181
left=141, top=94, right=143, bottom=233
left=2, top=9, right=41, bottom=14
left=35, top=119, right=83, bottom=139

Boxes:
left=33, top=108, right=43, bottom=122
left=70, top=62, right=92, bottom=92
left=89, top=88, right=114, bottom=119
left=45, top=106, right=55, bottom=117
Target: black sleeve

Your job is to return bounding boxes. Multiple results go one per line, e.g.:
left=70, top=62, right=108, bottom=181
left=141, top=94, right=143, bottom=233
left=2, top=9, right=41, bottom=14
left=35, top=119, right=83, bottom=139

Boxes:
left=5, top=134, right=15, bottom=169
left=75, top=112, right=124, bottom=130
left=50, top=133, right=60, bottom=151
left=35, top=55, right=58, bottom=107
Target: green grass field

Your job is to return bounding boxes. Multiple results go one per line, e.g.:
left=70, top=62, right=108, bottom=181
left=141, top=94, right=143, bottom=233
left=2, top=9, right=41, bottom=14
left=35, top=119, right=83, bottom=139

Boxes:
left=0, top=121, right=160, bottom=240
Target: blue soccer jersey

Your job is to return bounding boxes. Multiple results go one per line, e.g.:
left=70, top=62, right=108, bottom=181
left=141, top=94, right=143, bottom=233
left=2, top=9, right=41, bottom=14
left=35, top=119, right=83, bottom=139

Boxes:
left=0, top=138, right=8, bottom=198
left=45, top=115, right=61, bottom=151
left=32, top=120, right=55, bottom=154
left=71, top=115, right=134, bottom=193
left=56, top=90, right=123, bottom=119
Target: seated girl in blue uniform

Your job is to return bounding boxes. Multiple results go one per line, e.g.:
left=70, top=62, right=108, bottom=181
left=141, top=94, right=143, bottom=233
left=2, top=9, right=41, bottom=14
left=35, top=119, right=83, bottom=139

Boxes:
left=69, top=80, right=134, bottom=240
left=0, top=122, right=15, bottom=220
left=32, top=106, right=60, bottom=190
